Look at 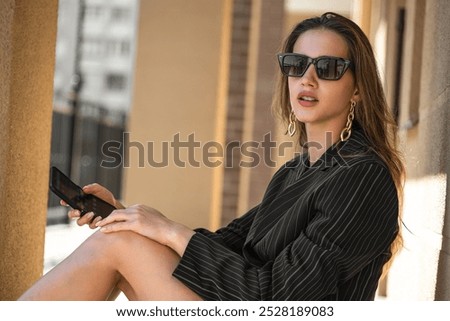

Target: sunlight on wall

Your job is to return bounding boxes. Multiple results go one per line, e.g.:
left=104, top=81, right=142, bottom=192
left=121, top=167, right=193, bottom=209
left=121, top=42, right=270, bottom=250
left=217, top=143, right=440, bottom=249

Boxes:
left=286, top=0, right=353, bottom=14
left=374, top=19, right=387, bottom=80
left=387, top=173, right=447, bottom=300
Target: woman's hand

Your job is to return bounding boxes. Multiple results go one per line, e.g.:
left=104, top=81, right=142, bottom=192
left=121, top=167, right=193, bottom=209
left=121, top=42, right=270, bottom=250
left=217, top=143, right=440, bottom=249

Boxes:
left=95, top=205, right=195, bottom=256
left=62, top=183, right=125, bottom=229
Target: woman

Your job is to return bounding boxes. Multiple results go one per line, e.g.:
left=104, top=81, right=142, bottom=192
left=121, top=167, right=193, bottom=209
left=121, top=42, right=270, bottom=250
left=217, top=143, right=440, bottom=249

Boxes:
left=19, top=12, right=404, bottom=301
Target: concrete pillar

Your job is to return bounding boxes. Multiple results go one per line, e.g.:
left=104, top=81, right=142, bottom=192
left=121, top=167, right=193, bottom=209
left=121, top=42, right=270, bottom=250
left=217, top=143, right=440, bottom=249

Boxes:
left=420, top=0, right=450, bottom=300
left=122, top=0, right=233, bottom=230
left=0, top=0, right=58, bottom=300
left=384, top=0, right=450, bottom=300
left=352, top=0, right=373, bottom=36
left=397, top=0, right=425, bottom=129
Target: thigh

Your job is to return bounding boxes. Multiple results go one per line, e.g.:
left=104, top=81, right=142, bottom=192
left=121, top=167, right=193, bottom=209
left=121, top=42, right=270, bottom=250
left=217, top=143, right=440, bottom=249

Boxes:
left=95, top=230, right=202, bottom=301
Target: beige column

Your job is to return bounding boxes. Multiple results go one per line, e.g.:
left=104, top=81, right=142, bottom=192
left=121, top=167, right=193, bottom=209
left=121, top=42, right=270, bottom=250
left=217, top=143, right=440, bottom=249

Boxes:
left=0, top=0, right=58, bottom=300
left=351, top=0, right=373, bottom=36
left=123, top=0, right=233, bottom=230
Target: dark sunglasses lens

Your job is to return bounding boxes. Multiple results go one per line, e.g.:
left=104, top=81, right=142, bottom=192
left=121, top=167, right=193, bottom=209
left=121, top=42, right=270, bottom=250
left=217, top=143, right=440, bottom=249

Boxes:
left=316, top=58, right=346, bottom=80
left=282, top=55, right=308, bottom=76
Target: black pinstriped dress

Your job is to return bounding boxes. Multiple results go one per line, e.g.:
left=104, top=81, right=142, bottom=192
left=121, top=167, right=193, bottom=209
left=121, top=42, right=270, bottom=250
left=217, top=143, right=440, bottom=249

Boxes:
left=173, top=125, right=399, bottom=300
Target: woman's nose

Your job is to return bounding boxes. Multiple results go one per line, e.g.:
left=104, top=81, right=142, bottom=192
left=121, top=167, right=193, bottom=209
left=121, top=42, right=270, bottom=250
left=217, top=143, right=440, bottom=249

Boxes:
left=300, top=64, right=318, bottom=87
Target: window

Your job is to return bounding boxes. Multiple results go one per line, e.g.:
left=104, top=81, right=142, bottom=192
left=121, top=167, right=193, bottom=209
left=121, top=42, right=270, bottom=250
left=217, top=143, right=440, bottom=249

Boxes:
left=111, top=7, right=130, bottom=21
left=105, top=73, right=126, bottom=91
left=84, top=5, right=103, bottom=19
left=120, top=41, right=130, bottom=56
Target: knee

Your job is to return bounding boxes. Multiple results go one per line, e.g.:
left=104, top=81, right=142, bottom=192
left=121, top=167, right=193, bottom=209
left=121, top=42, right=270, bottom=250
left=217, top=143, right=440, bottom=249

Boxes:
left=84, top=230, right=178, bottom=265
left=86, top=230, right=147, bottom=254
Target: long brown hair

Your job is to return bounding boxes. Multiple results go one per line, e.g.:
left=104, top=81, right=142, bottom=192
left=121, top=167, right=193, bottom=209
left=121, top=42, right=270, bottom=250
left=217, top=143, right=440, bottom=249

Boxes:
left=272, top=12, right=405, bottom=273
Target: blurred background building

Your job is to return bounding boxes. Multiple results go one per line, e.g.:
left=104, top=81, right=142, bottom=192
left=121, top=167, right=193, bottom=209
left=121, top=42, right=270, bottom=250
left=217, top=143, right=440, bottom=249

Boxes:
left=48, top=0, right=139, bottom=223
left=1, top=0, right=448, bottom=301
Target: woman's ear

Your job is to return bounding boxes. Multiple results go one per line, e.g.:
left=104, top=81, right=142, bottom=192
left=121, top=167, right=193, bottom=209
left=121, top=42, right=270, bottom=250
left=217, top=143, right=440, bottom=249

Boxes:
left=352, top=87, right=360, bottom=103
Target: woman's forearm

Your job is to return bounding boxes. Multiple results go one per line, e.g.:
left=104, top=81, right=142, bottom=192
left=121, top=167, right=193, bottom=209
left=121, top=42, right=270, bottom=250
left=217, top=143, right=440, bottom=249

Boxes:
left=165, top=222, right=195, bottom=257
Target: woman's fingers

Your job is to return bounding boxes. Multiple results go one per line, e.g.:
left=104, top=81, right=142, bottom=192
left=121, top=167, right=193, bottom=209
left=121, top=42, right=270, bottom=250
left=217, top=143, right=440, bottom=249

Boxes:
left=62, top=182, right=118, bottom=228
left=82, top=183, right=103, bottom=195
left=95, top=210, right=133, bottom=233
left=97, top=221, right=130, bottom=233
left=95, top=205, right=168, bottom=242
left=95, top=209, right=129, bottom=227
left=88, top=215, right=103, bottom=229
left=82, top=183, right=116, bottom=207
left=75, top=212, right=94, bottom=226
left=67, top=209, right=81, bottom=219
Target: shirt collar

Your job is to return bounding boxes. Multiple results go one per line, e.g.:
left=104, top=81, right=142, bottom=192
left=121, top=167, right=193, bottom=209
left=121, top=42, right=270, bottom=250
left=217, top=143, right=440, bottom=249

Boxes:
left=290, top=124, right=370, bottom=172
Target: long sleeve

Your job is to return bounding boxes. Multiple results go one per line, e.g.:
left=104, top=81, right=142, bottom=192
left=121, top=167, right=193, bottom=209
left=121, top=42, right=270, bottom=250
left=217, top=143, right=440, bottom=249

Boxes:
left=172, top=161, right=398, bottom=300
left=194, top=204, right=260, bottom=254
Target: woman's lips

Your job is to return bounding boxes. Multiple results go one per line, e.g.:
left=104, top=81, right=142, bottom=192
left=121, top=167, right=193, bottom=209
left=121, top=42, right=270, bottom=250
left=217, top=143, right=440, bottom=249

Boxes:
left=297, top=94, right=318, bottom=107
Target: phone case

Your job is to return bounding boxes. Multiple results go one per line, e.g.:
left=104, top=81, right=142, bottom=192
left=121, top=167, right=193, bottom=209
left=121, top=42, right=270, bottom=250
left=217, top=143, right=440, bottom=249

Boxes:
left=49, top=166, right=116, bottom=219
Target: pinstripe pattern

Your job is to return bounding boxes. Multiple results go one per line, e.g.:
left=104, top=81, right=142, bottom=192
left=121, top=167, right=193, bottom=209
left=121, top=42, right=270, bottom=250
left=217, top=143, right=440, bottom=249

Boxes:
left=173, top=126, right=399, bottom=300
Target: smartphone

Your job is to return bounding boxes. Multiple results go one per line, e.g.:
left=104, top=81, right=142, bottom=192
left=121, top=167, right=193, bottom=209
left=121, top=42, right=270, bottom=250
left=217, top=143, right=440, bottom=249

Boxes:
left=49, top=166, right=116, bottom=219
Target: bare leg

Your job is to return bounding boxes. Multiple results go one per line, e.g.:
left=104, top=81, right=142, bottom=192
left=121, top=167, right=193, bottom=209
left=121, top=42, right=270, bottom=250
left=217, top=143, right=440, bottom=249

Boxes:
left=18, top=230, right=202, bottom=301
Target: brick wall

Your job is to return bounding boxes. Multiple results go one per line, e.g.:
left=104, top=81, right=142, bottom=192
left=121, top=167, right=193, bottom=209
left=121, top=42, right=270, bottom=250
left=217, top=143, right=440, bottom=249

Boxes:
left=220, top=0, right=285, bottom=226
left=220, top=0, right=252, bottom=226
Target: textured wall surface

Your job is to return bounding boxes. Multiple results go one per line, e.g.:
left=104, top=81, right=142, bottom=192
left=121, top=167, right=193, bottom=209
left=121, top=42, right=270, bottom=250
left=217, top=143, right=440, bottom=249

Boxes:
left=122, top=0, right=228, bottom=230
left=387, top=0, right=450, bottom=300
left=425, top=0, right=450, bottom=300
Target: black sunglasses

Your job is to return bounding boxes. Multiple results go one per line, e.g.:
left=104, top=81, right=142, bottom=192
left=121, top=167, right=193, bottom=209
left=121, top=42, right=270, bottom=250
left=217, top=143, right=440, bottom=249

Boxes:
left=277, top=53, right=352, bottom=80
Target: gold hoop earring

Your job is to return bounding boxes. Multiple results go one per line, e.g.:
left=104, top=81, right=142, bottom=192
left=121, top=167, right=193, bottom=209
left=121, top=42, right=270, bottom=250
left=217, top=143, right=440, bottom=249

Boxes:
left=286, top=111, right=297, bottom=137
left=340, top=100, right=356, bottom=142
